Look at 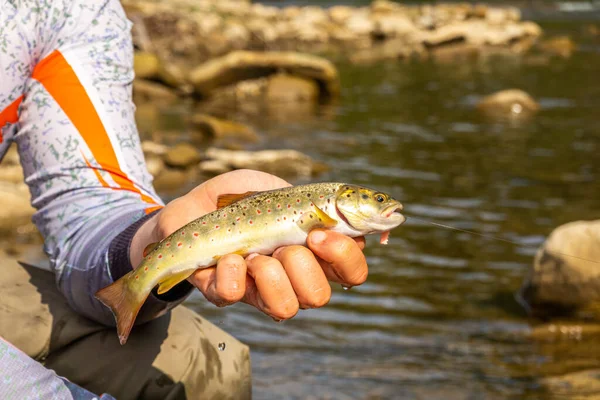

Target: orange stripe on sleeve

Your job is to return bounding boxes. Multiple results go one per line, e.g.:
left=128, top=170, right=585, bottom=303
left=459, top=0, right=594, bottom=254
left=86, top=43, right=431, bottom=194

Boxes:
left=0, top=95, right=24, bottom=143
left=32, top=50, right=158, bottom=209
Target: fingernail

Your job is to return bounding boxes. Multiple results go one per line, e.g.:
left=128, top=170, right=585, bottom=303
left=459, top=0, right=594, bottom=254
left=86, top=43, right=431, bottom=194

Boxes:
left=246, top=253, right=259, bottom=262
left=311, top=231, right=327, bottom=245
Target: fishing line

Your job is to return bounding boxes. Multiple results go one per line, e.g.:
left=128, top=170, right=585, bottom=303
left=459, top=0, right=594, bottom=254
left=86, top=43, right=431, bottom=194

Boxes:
left=405, top=214, right=600, bottom=265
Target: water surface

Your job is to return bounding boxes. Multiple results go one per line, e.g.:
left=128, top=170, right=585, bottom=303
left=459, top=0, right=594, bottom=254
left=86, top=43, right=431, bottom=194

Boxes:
left=153, top=11, right=600, bottom=399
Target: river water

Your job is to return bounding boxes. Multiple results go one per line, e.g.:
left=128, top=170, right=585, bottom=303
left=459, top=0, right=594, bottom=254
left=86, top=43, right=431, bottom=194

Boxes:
left=155, top=6, right=600, bottom=399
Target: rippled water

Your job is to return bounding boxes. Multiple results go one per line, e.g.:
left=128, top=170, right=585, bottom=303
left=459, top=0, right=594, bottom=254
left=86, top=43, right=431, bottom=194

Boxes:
left=150, top=13, right=600, bottom=400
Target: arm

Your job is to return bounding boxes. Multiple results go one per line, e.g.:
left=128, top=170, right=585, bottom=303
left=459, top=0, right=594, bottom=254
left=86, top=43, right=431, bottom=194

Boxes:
left=0, top=337, right=115, bottom=399
left=6, top=0, right=189, bottom=325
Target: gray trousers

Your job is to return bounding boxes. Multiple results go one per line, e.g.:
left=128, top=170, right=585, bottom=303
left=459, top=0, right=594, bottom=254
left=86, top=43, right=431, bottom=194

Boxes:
left=0, top=255, right=252, bottom=399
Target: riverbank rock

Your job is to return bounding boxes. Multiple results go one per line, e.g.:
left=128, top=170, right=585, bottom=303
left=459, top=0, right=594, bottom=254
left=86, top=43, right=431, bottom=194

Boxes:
left=122, top=0, right=542, bottom=75
left=191, top=114, right=259, bottom=142
left=133, top=79, right=179, bottom=103
left=538, top=36, right=577, bottom=58
left=541, top=369, right=600, bottom=399
left=188, top=51, right=340, bottom=99
left=0, top=182, right=35, bottom=235
left=163, top=143, right=201, bottom=168
left=518, top=220, right=600, bottom=319
left=476, top=89, right=540, bottom=117
left=199, top=148, right=329, bottom=178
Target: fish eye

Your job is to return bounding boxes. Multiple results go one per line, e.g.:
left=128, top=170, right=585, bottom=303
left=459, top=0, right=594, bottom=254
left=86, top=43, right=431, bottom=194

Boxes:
left=375, top=194, right=385, bottom=203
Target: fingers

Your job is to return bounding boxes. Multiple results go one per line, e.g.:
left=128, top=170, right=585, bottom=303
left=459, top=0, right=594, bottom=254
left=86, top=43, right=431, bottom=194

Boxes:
left=272, top=246, right=331, bottom=309
left=244, top=254, right=299, bottom=320
left=307, top=230, right=368, bottom=287
left=189, top=254, right=247, bottom=307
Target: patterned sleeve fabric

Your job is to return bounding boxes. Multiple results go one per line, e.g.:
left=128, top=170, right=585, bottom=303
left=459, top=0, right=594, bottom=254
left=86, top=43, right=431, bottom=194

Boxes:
left=0, top=0, right=193, bottom=326
left=0, top=337, right=116, bottom=400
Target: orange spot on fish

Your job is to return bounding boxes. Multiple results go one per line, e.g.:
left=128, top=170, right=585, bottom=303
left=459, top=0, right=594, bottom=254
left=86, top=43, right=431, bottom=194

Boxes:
left=177, top=242, right=182, bottom=247
left=320, top=195, right=324, bottom=199
left=296, top=199, right=300, bottom=203
left=166, top=242, right=171, bottom=247
left=277, top=218, right=280, bottom=222
left=243, top=206, right=247, bottom=209
left=267, top=199, right=271, bottom=203
left=181, top=232, right=185, bottom=235
left=249, top=220, right=253, bottom=224
left=283, top=217, right=287, bottom=220
left=193, top=232, right=199, bottom=237
left=202, top=222, right=206, bottom=225
left=158, top=254, right=163, bottom=259
left=189, top=245, right=192, bottom=249
left=144, top=266, right=149, bottom=271
left=257, top=210, right=261, bottom=214
left=237, top=217, right=241, bottom=221
left=267, top=209, right=271, bottom=213
left=215, top=225, right=220, bottom=229
left=278, top=204, right=282, bottom=209
left=135, top=275, right=139, bottom=280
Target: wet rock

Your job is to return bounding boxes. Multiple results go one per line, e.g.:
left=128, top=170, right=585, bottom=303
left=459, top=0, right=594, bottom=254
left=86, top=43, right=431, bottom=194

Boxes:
left=163, top=143, right=201, bottom=168
left=188, top=51, right=339, bottom=100
left=142, top=141, right=169, bottom=157
left=201, top=148, right=328, bottom=178
left=266, top=74, right=319, bottom=103
left=152, top=167, right=191, bottom=192
left=518, top=220, right=600, bottom=319
left=538, top=35, right=577, bottom=58
left=134, top=51, right=160, bottom=79
left=0, top=146, right=24, bottom=184
left=191, top=115, right=259, bottom=142
left=476, top=89, right=540, bottom=117
left=529, top=322, right=600, bottom=342
left=133, top=79, right=179, bottom=103
left=328, top=5, right=353, bottom=24
left=346, top=11, right=374, bottom=37
left=351, top=40, right=423, bottom=64
left=541, top=369, right=600, bottom=399
left=145, top=155, right=164, bottom=178
left=372, top=14, right=417, bottom=39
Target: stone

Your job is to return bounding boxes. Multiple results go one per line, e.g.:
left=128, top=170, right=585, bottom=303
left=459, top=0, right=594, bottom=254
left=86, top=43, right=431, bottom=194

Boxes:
left=328, top=6, right=353, bottom=24
left=142, top=141, right=169, bottom=157
left=539, top=35, right=577, bottom=58
left=346, top=11, right=374, bottom=37
left=163, top=143, right=201, bottom=168
left=518, top=220, right=600, bottom=318
left=188, top=51, right=339, bottom=99
left=0, top=182, right=35, bottom=235
left=476, top=89, right=540, bottom=117
left=265, top=74, right=319, bottom=103
left=191, top=115, right=259, bottom=142
left=145, top=155, right=165, bottom=178
left=203, top=148, right=327, bottom=178
left=134, top=51, right=160, bottom=79
left=133, top=79, right=179, bottom=103
left=541, top=369, right=600, bottom=399
left=152, top=167, right=190, bottom=192
left=372, top=14, right=416, bottom=39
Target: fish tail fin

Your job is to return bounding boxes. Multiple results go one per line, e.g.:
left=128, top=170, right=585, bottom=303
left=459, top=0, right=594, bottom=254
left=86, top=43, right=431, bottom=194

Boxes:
left=95, top=273, right=148, bottom=345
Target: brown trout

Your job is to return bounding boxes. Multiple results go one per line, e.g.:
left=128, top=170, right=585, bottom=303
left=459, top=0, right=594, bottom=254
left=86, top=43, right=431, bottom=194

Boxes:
left=96, top=183, right=406, bottom=344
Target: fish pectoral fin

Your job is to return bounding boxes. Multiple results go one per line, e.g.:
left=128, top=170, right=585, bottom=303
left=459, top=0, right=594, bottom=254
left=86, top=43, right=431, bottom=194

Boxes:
left=157, top=270, right=195, bottom=295
left=297, top=206, right=338, bottom=233
left=143, top=242, right=159, bottom=258
left=217, top=191, right=259, bottom=209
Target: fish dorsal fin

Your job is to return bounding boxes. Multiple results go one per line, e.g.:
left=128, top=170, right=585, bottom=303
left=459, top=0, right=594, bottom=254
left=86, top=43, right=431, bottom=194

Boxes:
left=143, top=242, right=159, bottom=258
left=217, top=191, right=258, bottom=209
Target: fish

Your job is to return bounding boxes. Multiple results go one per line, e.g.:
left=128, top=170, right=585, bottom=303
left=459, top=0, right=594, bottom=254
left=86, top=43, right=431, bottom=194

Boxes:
left=95, top=183, right=406, bottom=345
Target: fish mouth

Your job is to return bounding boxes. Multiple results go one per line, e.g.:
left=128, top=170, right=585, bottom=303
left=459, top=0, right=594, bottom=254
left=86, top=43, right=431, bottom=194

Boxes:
left=382, top=203, right=404, bottom=218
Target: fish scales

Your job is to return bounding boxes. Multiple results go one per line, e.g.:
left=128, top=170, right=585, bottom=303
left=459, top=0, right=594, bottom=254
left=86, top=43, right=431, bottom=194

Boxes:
left=95, top=182, right=406, bottom=344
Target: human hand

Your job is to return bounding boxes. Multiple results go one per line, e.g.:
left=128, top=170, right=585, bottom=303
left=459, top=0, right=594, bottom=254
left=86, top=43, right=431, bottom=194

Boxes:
left=131, top=169, right=368, bottom=320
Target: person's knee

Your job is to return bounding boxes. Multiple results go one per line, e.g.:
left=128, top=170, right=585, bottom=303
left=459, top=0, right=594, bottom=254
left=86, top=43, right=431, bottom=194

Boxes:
left=151, top=306, right=252, bottom=399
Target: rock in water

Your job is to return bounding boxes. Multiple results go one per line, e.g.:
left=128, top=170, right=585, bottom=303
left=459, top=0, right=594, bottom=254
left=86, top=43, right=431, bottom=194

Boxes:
left=518, top=220, right=600, bottom=319
left=163, top=143, right=201, bottom=168
left=476, top=89, right=539, bottom=118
